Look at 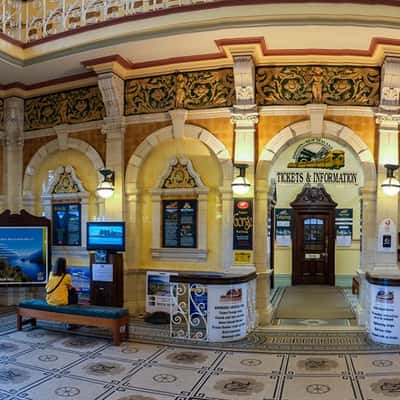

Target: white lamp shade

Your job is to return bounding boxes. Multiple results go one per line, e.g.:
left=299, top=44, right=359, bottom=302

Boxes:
left=382, top=177, right=400, bottom=196
left=96, top=181, right=114, bottom=199
left=232, top=176, right=250, bottom=195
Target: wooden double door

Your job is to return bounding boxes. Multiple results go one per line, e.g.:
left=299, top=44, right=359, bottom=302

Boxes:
left=291, top=186, right=337, bottom=286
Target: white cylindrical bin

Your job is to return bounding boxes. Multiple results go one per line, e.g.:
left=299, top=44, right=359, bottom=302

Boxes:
left=367, top=272, right=400, bottom=345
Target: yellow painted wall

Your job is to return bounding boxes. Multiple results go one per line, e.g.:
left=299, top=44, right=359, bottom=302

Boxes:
left=138, top=137, right=222, bottom=271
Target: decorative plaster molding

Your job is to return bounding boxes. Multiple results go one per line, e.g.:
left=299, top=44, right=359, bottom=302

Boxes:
left=233, top=55, right=255, bottom=105
left=380, top=57, right=400, bottom=114
left=42, top=165, right=88, bottom=196
left=153, top=157, right=207, bottom=194
left=231, top=108, right=259, bottom=126
left=125, top=107, right=232, bottom=125
left=24, top=120, right=103, bottom=139
left=101, top=116, right=127, bottom=138
left=169, top=109, right=188, bottom=138
left=376, top=113, right=400, bottom=126
left=54, top=125, right=69, bottom=151
left=306, top=103, right=327, bottom=136
left=4, top=97, right=24, bottom=146
left=98, top=72, right=124, bottom=118
left=151, top=248, right=208, bottom=261
left=259, top=105, right=376, bottom=117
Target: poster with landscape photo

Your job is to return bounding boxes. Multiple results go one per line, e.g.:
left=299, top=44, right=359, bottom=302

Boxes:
left=0, top=227, right=48, bottom=284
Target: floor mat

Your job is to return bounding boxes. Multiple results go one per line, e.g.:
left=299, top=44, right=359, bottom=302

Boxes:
left=275, top=286, right=355, bottom=319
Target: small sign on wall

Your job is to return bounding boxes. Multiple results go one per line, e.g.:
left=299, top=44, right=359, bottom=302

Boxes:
left=378, top=218, right=397, bottom=253
left=233, top=199, right=253, bottom=251
left=336, top=208, right=353, bottom=247
left=275, top=208, right=292, bottom=246
left=234, top=250, right=253, bottom=264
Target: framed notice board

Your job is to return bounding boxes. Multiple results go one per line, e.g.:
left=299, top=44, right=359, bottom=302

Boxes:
left=52, top=203, right=81, bottom=246
left=162, top=199, right=197, bottom=248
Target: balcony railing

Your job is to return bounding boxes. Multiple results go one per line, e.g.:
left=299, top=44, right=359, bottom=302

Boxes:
left=1, top=0, right=216, bottom=44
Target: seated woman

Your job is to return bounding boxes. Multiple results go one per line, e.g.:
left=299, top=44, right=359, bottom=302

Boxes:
left=46, top=257, right=72, bottom=306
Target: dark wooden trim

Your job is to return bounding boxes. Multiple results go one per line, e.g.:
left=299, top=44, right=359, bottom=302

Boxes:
left=170, top=271, right=257, bottom=285
left=0, top=210, right=51, bottom=286
left=291, top=186, right=336, bottom=286
left=366, top=272, right=400, bottom=287
left=17, top=307, right=129, bottom=345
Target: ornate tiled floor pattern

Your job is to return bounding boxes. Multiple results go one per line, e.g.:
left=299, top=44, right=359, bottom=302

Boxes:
left=1, top=325, right=400, bottom=399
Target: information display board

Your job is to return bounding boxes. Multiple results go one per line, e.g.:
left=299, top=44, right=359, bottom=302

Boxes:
left=52, top=203, right=81, bottom=246
left=369, top=283, right=400, bottom=345
left=335, top=208, right=353, bottom=247
left=207, top=283, right=247, bottom=341
left=275, top=208, right=292, bottom=246
left=0, top=226, right=48, bottom=284
left=162, top=199, right=197, bottom=248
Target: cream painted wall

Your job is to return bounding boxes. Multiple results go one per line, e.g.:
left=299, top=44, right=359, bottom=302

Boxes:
left=270, top=138, right=364, bottom=283
left=138, top=137, right=222, bottom=271
left=32, top=149, right=98, bottom=220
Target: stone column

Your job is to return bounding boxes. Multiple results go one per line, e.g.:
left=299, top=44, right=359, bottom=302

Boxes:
left=232, top=55, right=271, bottom=323
left=357, top=187, right=377, bottom=325
left=98, top=72, right=125, bottom=220
left=101, top=117, right=126, bottom=220
left=220, top=187, right=234, bottom=270
left=254, top=184, right=273, bottom=325
left=374, top=114, right=400, bottom=274
left=3, top=97, right=24, bottom=213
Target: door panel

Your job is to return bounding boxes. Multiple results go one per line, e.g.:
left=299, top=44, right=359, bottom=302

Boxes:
left=300, top=216, right=329, bottom=284
left=291, top=186, right=336, bottom=286
left=292, top=211, right=335, bottom=285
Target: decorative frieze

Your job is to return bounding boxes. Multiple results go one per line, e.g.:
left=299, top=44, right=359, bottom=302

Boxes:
left=125, top=69, right=235, bottom=115
left=256, top=66, right=380, bottom=106
left=24, top=86, right=106, bottom=131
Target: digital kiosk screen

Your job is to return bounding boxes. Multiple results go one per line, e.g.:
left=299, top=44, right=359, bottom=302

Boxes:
left=86, top=222, right=125, bottom=251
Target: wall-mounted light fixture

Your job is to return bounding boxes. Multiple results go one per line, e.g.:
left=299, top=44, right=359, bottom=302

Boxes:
left=381, top=164, right=400, bottom=196
left=96, top=169, right=115, bottom=199
left=232, top=164, right=251, bottom=195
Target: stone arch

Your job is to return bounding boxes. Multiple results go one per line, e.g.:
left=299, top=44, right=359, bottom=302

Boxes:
left=23, top=137, right=105, bottom=198
left=124, top=123, right=233, bottom=272
left=257, top=119, right=375, bottom=190
left=254, top=119, right=376, bottom=326
left=125, top=124, right=233, bottom=194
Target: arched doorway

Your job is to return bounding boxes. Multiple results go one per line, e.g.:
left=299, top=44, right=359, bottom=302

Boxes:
left=291, top=185, right=337, bottom=285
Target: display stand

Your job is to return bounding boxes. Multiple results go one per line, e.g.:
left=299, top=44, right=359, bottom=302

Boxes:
left=90, top=252, right=123, bottom=307
left=367, top=272, right=400, bottom=345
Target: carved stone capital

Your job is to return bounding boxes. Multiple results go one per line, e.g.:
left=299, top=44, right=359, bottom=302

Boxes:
left=376, top=112, right=400, bottom=128
left=101, top=116, right=126, bottom=138
left=231, top=106, right=259, bottom=127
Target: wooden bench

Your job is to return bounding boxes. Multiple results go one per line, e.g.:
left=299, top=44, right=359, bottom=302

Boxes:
left=17, top=300, right=129, bottom=345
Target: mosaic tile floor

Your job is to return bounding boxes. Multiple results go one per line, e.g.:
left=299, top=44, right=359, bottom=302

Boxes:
left=0, top=324, right=400, bottom=399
